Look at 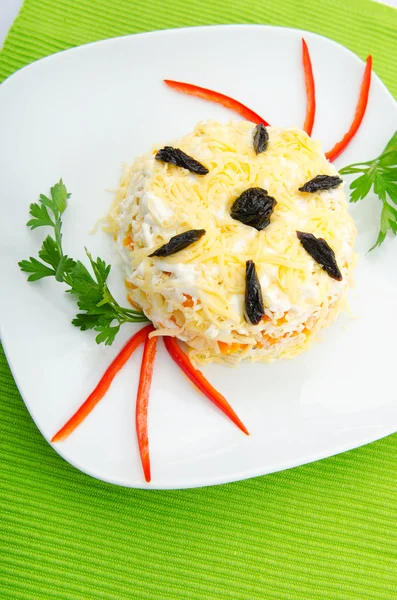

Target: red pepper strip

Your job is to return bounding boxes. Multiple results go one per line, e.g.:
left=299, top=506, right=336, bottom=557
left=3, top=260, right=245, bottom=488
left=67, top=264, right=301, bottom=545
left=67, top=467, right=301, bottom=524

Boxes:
left=51, top=324, right=155, bottom=443
left=163, top=336, right=249, bottom=436
left=136, top=335, right=158, bottom=483
left=325, top=55, right=372, bottom=162
left=164, top=80, right=269, bottom=126
left=302, top=38, right=316, bottom=136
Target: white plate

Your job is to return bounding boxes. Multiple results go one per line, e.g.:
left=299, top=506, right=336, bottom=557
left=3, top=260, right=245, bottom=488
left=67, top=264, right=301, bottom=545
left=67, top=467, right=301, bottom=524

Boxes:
left=0, top=25, right=396, bottom=489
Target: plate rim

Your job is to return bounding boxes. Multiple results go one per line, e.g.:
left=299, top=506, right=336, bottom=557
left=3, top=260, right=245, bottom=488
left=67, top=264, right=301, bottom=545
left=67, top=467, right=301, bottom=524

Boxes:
left=1, top=23, right=396, bottom=490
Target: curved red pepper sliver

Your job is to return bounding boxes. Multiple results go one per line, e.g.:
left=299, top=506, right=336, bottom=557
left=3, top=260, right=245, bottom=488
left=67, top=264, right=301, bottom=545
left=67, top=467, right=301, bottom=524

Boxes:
left=326, top=55, right=372, bottom=162
left=164, top=80, right=270, bottom=126
left=163, top=336, right=249, bottom=436
left=136, top=334, right=158, bottom=483
left=302, top=38, right=316, bottom=136
left=51, top=324, right=155, bottom=443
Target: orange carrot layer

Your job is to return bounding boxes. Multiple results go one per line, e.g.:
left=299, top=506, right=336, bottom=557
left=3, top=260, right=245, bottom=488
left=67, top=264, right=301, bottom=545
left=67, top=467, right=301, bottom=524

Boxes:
left=218, top=342, right=249, bottom=355
left=325, top=55, right=372, bottom=162
left=136, top=335, right=158, bottom=483
left=163, top=336, right=249, bottom=435
left=302, top=38, right=316, bottom=136
left=51, top=324, right=155, bottom=442
left=164, top=80, right=269, bottom=126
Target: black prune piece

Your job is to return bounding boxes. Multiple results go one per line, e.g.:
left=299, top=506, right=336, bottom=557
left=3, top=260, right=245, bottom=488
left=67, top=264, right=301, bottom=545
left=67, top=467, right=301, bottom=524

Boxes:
left=149, top=229, right=206, bottom=258
left=155, top=146, right=209, bottom=175
left=231, top=187, right=277, bottom=231
left=244, top=260, right=265, bottom=325
left=299, top=174, right=343, bottom=193
left=253, top=124, right=269, bottom=154
left=297, top=231, right=342, bottom=281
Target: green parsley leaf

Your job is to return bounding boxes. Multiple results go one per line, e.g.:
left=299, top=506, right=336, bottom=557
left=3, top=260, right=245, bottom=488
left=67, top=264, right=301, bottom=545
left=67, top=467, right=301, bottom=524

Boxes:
left=349, top=173, right=374, bottom=203
left=50, top=179, right=70, bottom=215
left=340, top=130, right=397, bottom=250
left=95, top=325, right=121, bottom=346
left=370, top=202, right=397, bottom=251
left=19, top=257, right=56, bottom=281
left=85, top=249, right=111, bottom=290
left=19, top=181, right=149, bottom=345
left=38, top=235, right=62, bottom=270
left=55, top=255, right=76, bottom=283
left=381, top=131, right=397, bottom=166
left=27, top=202, right=54, bottom=229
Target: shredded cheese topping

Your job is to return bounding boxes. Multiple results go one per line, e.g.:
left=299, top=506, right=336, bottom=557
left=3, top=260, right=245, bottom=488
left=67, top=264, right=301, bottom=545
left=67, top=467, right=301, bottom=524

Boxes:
left=108, top=121, right=357, bottom=365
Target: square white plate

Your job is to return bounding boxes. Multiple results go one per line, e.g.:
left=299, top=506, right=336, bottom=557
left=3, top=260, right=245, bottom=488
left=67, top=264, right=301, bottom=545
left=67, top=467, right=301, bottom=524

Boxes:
left=0, top=25, right=396, bottom=489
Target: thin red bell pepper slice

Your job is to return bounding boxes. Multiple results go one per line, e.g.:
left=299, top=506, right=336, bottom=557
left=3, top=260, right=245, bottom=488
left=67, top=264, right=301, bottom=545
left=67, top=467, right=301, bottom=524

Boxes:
left=136, top=334, right=158, bottom=483
left=302, top=38, right=316, bottom=136
left=163, top=336, right=249, bottom=436
left=164, top=79, right=269, bottom=126
left=326, top=55, right=372, bottom=162
left=51, top=324, right=155, bottom=442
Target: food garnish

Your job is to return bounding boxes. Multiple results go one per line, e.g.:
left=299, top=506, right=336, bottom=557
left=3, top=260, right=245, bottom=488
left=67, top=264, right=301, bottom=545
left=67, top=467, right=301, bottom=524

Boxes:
left=19, top=180, right=148, bottom=346
left=325, top=55, right=372, bottom=161
left=164, top=79, right=269, bottom=126
left=230, top=188, right=277, bottom=231
left=163, top=336, right=249, bottom=435
left=297, top=232, right=342, bottom=281
left=253, top=124, right=269, bottom=154
left=301, top=38, right=316, bottom=136
left=340, top=130, right=397, bottom=250
left=299, top=174, right=343, bottom=192
left=149, top=229, right=206, bottom=257
left=136, top=334, right=158, bottom=483
left=244, top=260, right=265, bottom=325
left=51, top=324, right=155, bottom=442
left=155, top=146, right=209, bottom=175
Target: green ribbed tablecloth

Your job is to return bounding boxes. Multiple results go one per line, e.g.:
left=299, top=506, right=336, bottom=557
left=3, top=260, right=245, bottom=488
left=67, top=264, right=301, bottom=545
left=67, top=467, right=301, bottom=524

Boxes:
left=1, top=1, right=397, bottom=598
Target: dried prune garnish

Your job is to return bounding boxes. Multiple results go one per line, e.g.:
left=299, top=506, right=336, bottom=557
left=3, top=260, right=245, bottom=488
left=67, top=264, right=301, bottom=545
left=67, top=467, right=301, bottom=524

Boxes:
left=155, top=146, right=209, bottom=175
left=231, top=187, right=277, bottom=231
left=297, top=231, right=342, bottom=281
left=253, top=124, right=269, bottom=154
left=244, top=260, right=265, bottom=325
left=299, top=174, right=343, bottom=193
left=149, top=229, right=206, bottom=258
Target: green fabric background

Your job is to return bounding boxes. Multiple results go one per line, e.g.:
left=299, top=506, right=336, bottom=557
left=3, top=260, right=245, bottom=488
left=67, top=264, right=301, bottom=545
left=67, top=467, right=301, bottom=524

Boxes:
left=1, top=0, right=397, bottom=598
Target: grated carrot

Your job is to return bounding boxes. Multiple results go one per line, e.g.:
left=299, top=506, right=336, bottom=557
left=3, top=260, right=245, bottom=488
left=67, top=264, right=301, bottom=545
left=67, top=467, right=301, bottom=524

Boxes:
left=182, top=294, right=194, bottom=308
left=123, top=235, right=134, bottom=248
left=218, top=342, right=248, bottom=355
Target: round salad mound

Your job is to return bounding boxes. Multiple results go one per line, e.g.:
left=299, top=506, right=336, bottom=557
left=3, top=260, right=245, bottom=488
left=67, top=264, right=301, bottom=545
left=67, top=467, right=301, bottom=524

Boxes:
left=108, top=120, right=356, bottom=365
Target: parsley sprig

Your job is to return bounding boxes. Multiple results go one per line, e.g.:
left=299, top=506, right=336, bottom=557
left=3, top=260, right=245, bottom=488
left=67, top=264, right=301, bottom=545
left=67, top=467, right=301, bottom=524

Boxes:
left=19, top=180, right=149, bottom=345
left=340, top=130, right=397, bottom=250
